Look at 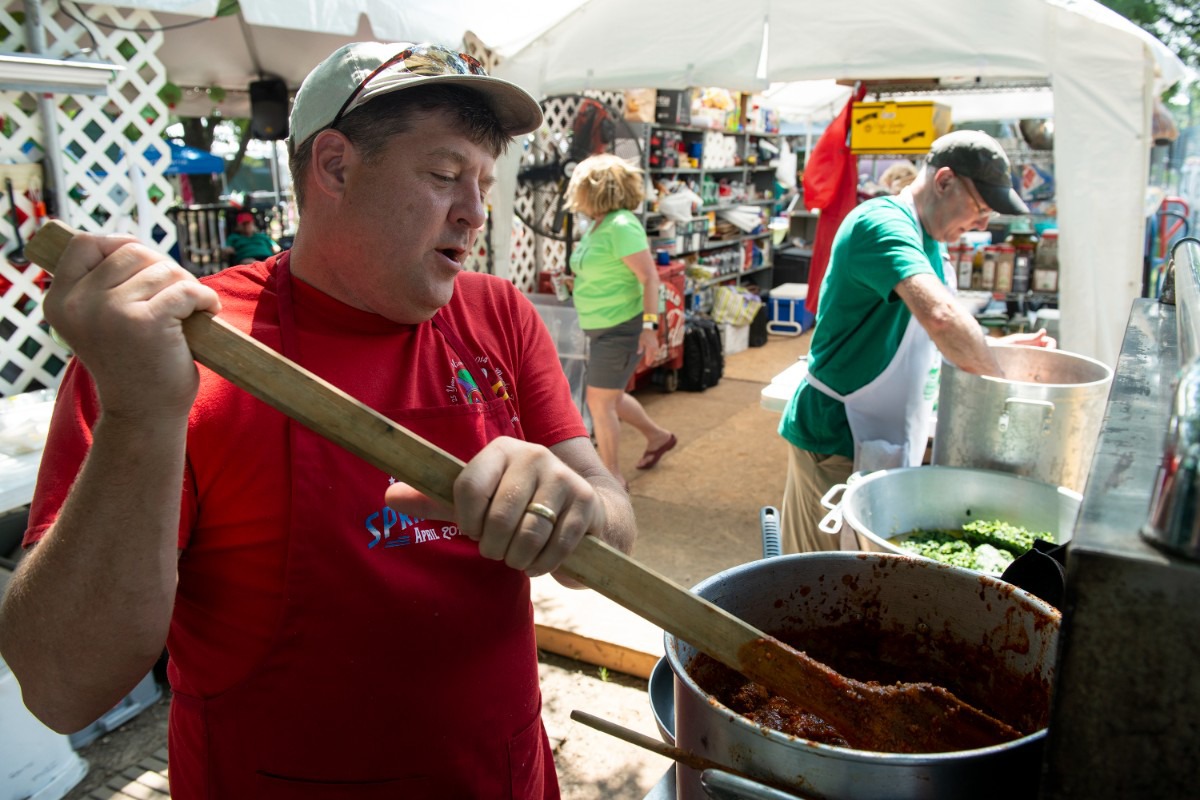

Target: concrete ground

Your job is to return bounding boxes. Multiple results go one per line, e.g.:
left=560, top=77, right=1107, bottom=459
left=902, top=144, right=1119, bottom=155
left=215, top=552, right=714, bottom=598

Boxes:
left=56, top=330, right=812, bottom=800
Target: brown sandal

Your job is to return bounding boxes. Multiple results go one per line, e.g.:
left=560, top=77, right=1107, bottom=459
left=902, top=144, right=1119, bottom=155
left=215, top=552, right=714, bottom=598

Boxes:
left=636, top=433, right=677, bottom=470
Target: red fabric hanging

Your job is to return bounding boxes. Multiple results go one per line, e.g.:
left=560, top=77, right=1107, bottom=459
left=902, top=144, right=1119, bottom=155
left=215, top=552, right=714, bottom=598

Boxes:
left=801, top=84, right=867, bottom=315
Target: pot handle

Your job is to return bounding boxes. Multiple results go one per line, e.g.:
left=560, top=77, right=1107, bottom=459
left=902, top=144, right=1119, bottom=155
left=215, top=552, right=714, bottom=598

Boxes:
left=999, top=397, right=1055, bottom=434
left=760, top=506, right=783, bottom=559
left=701, top=768, right=814, bottom=800
left=819, top=482, right=848, bottom=511
left=817, top=483, right=848, bottom=535
left=817, top=507, right=843, bottom=535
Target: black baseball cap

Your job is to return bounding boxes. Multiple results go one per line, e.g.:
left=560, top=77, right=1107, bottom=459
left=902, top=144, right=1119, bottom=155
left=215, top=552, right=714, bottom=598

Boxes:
left=926, top=130, right=1029, bottom=216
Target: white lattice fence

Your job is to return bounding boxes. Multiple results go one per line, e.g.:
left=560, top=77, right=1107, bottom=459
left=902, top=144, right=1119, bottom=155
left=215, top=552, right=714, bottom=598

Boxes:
left=0, top=0, right=177, bottom=397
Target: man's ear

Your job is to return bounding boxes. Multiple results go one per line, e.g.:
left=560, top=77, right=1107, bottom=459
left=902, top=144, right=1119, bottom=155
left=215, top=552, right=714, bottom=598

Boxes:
left=310, top=129, right=355, bottom=199
left=933, top=166, right=955, bottom=194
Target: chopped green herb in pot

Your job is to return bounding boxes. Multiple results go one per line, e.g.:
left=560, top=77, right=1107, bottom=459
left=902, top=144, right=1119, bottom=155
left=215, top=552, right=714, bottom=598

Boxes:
left=893, top=521, right=1054, bottom=572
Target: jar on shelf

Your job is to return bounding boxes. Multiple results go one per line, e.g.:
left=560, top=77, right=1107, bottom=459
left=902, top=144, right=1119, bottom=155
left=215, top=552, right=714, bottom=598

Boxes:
left=1033, top=230, right=1059, bottom=293
left=981, top=245, right=998, bottom=291
left=994, top=244, right=1016, bottom=294
left=971, top=246, right=985, bottom=290
left=950, top=239, right=973, bottom=288
left=1012, top=241, right=1036, bottom=294
left=1005, top=219, right=1039, bottom=261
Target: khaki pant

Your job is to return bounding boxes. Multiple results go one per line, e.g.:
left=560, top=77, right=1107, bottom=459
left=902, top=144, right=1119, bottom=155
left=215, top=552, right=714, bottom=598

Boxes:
left=781, top=446, right=856, bottom=553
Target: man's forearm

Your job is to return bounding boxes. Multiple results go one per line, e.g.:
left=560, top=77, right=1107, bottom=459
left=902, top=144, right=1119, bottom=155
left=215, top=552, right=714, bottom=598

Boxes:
left=0, top=413, right=184, bottom=732
left=929, top=307, right=1003, bottom=377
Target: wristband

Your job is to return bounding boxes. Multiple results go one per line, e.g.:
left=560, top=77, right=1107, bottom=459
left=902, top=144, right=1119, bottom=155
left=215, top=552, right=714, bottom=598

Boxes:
left=643, top=321, right=659, bottom=331
left=643, top=313, right=659, bottom=323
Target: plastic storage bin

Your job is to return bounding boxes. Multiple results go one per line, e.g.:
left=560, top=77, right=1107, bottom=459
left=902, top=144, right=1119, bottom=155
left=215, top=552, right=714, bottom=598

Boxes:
left=67, top=670, right=162, bottom=749
left=526, top=293, right=591, bottom=433
left=766, top=283, right=815, bottom=335
left=1, top=652, right=88, bottom=800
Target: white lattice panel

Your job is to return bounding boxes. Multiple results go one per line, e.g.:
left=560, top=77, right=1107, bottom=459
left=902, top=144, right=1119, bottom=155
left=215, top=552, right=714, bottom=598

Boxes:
left=0, top=258, right=65, bottom=394
left=461, top=32, right=497, bottom=275
left=0, top=1, right=179, bottom=397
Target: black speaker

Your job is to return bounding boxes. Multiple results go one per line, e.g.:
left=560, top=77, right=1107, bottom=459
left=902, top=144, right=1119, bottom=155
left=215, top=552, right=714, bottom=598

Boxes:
left=249, top=78, right=289, bottom=141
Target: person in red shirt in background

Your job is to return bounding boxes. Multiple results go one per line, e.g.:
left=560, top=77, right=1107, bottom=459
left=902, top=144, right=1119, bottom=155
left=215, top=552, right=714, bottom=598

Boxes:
left=0, top=41, right=635, bottom=799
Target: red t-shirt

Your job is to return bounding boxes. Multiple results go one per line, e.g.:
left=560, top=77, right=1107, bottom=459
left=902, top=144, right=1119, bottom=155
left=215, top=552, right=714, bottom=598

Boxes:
left=26, top=257, right=586, bottom=697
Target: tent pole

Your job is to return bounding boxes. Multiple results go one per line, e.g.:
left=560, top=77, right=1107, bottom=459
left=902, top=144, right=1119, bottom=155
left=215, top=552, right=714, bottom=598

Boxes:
left=23, top=0, right=71, bottom=227
left=804, top=114, right=813, bottom=166
left=269, top=141, right=282, bottom=219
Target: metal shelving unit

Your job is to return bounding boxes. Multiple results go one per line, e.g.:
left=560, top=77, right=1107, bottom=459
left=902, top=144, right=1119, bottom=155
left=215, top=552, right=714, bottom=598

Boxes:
left=690, top=263, right=773, bottom=292
left=637, top=120, right=782, bottom=296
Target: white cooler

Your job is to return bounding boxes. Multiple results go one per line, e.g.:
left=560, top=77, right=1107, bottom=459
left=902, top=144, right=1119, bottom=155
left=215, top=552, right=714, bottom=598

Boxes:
left=0, top=654, right=88, bottom=800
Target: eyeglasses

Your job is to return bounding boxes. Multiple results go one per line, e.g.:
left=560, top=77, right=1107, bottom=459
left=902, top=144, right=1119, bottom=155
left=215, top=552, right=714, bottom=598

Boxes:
left=330, top=44, right=488, bottom=131
left=955, top=173, right=995, bottom=221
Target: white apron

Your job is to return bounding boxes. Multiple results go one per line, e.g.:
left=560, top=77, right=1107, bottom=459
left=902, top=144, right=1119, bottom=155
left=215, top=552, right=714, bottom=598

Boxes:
left=804, top=192, right=953, bottom=473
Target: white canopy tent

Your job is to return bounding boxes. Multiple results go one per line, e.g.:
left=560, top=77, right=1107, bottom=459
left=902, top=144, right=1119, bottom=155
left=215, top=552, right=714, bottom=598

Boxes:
left=85, top=0, right=589, bottom=116
left=498, top=0, right=1188, bottom=366
left=73, top=0, right=1188, bottom=364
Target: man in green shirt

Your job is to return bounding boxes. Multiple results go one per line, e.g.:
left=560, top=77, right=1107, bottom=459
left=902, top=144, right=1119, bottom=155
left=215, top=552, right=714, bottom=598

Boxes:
left=777, top=130, right=1053, bottom=553
left=223, top=211, right=279, bottom=265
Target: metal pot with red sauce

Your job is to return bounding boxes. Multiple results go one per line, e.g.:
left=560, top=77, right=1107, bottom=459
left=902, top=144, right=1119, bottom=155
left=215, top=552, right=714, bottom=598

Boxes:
left=667, top=553, right=1061, bottom=800
left=687, top=607, right=1052, bottom=752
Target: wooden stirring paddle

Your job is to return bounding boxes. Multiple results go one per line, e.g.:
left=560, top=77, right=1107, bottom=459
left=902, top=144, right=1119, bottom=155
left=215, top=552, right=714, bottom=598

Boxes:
left=569, top=710, right=815, bottom=798
left=26, top=220, right=1022, bottom=753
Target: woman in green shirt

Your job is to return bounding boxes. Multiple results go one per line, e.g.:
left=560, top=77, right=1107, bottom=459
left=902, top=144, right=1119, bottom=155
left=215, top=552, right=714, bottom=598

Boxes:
left=565, top=154, right=676, bottom=489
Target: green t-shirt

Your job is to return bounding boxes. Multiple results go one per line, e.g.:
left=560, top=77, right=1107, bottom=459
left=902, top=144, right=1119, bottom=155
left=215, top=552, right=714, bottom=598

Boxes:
left=226, top=231, right=277, bottom=262
left=569, top=209, right=649, bottom=330
left=778, top=195, right=945, bottom=458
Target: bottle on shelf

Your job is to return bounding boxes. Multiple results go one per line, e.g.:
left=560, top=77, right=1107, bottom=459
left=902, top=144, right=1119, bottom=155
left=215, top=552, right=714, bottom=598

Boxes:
left=1005, top=218, right=1039, bottom=295
left=994, top=244, right=1016, bottom=294
left=951, top=238, right=973, bottom=289
left=981, top=245, right=998, bottom=292
left=1033, top=230, right=1059, bottom=293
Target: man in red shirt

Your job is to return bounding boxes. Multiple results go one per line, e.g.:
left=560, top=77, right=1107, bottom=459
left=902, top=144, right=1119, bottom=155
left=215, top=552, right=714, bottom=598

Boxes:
left=0, top=42, right=635, bottom=798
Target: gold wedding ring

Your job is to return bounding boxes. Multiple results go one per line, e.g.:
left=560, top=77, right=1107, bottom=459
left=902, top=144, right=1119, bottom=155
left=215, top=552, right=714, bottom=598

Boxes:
left=524, top=502, right=558, bottom=526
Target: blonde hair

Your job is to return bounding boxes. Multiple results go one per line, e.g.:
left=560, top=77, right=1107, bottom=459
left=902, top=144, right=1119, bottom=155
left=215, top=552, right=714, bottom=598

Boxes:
left=879, top=161, right=918, bottom=193
left=566, top=154, right=645, bottom=217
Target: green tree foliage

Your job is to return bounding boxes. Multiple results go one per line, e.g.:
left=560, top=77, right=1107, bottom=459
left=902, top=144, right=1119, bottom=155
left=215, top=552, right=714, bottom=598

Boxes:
left=178, top=117, right=253, bottom=204
left=1100, top=0, right=1199, bottom=66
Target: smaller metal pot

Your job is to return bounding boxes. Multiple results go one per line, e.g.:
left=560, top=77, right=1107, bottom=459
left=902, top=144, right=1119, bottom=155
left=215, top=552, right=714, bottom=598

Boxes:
left=932, top=344, right=1112, bottom=493
left=818, top=466, right=1081, bottom=571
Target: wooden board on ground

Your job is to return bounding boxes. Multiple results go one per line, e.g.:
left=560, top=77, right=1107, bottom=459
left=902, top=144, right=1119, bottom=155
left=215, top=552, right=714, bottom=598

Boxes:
left=532, top=575, right=663, bottom=680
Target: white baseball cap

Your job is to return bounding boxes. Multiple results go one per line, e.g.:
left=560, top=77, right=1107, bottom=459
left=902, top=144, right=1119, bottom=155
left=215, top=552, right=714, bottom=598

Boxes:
left=288, top=41, right=544, bottom=152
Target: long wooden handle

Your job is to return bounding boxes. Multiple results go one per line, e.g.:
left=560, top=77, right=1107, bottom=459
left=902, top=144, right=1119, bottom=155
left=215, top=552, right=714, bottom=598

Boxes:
left=569, top=710, right=816, bottom=799
left=25, top=221, right=787, bottom=693
left=569, top=709, right=724, bottom=775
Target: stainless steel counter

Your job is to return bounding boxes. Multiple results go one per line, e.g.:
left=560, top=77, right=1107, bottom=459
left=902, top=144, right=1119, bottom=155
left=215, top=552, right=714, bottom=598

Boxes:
left=1041, top=291, right=1200, bottom=796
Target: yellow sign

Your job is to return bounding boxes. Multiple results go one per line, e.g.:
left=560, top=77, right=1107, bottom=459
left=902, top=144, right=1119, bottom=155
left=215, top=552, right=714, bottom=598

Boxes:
left=850, top=101, right=952, bottom=155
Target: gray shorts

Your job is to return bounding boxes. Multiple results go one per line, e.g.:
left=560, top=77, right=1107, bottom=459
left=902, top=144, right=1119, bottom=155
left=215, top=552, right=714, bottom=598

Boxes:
left=585, top=314, right=643, bottom=390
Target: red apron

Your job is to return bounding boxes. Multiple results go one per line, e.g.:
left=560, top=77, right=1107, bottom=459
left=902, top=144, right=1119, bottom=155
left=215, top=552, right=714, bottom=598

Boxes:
left=168, top=256, right=560, bottom=799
